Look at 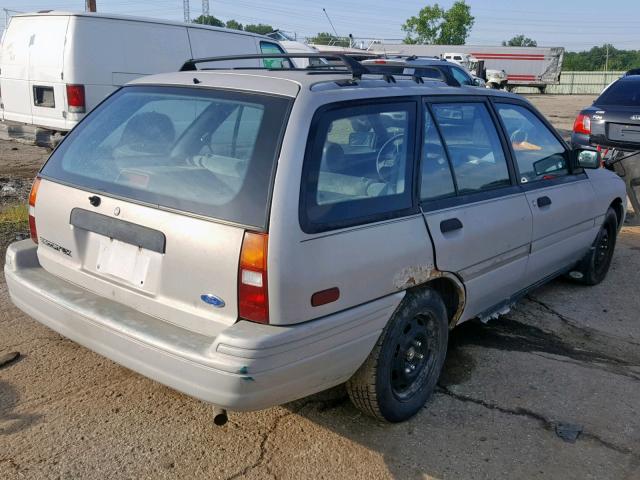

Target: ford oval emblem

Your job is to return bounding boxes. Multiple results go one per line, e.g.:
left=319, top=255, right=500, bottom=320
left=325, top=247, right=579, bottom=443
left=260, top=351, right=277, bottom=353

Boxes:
left=200, top=294, right=225, bottom=308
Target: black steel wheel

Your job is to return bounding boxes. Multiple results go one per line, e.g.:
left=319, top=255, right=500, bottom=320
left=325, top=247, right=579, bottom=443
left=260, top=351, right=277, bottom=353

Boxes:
left=347, top=288, right=448, bottom=422
left=572, top=207, right=618, bottom=285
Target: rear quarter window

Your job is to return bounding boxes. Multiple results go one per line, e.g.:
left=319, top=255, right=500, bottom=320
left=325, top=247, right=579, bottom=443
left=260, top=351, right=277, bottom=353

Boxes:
left=300, top=100, right=417, bottom=232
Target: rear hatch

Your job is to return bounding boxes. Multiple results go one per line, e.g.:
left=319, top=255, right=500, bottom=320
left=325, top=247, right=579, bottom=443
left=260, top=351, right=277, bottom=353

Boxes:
left=34, top=85, right=291, bottom=335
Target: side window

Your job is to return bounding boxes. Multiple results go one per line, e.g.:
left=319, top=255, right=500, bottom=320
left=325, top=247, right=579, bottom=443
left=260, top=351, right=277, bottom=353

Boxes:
left=421, top=108, right=455, bottom=201
left=259, top=41, right=289, bottom=68
left=431, top=102, right=511, bottom=194
left=302, top=102, right=416, bottom=230
left=495, top=103, right=568, bottom=183
left=450, top=67, right=473, bottom=86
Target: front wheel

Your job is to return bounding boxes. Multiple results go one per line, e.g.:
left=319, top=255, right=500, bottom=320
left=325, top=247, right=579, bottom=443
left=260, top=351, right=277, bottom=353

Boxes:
left=570, top=207, right=618, bottom=285
left=346, top=289, right=448, bottom=422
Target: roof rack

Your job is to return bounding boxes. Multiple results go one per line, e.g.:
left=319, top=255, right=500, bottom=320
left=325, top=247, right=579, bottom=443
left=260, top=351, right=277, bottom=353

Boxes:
left=179, top=53, right=442, bottom=85
left=624, top=68, right=640, bottom=76
left=179, top=53, right=371, bottom=80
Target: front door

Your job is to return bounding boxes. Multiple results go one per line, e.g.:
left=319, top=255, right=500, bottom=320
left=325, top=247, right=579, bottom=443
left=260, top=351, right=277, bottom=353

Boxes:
left=493, top=101, right=598, bottom=283
left=420, top=99, right=533, bottom=320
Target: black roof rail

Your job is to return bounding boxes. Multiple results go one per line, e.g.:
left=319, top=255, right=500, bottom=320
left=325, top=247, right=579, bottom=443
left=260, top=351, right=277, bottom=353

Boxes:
left=179, top=53, right=371, bottom=80
left=624, top=68, right=640, bottom=76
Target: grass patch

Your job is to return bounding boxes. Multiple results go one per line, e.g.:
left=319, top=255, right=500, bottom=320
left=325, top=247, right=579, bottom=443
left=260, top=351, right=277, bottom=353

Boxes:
left=0, top=203, right=29, bottom=226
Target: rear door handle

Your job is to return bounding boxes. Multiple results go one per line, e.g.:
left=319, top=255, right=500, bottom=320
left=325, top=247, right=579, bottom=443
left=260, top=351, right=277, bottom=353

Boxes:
left=537, top=196, right=552, bottom=207
left=440, top=218, right=463, bottom=233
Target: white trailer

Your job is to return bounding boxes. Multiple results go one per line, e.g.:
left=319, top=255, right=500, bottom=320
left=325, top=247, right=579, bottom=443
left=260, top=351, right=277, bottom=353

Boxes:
left=0, top=11, right=288, bottom=133
left=370, top=44, right=564, bottom=93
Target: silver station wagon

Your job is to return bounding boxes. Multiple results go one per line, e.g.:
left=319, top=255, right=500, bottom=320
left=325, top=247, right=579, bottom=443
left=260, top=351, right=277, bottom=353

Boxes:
left=5, top=55, right=626, bottom=424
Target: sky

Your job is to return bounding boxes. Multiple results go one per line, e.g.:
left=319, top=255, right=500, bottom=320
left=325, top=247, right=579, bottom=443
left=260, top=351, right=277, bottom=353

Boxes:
left=1, top=0, right=639, bottom=51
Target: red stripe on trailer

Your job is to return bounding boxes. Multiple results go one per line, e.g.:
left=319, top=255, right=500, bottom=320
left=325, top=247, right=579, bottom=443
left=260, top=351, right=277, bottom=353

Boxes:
left=471, top=52, right=546, bottom=60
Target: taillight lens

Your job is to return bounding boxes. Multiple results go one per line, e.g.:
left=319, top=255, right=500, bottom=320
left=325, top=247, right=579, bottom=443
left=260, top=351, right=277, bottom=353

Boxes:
left=573, top=113, right=591, bottom=135
left=28, top=177, right=41, bottom=244
left=238, top=232, right=269, bottom=324
left=66, top=84, right=86, bottom=113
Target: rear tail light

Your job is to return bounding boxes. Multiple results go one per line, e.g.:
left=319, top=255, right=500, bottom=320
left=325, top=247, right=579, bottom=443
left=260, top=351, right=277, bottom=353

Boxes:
left=573, top=113, right=591, bottom=135
left=28, top=177, right=41, bottom=244
left=66, top=84, right=86, bottom=113
left=238, top=232, right=269, bottom=324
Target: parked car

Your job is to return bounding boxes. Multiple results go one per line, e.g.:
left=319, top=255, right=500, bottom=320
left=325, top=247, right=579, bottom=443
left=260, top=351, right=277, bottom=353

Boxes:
left=442, top=52, right=507, bottom=89
left=0, top=11, right=289, bottom=133
left=362, top=56, right=485, bottom=88
left=571, top=72, right=640, bottom=152
left=370, top=44, right=564, bottom=94
left=5, top=55, right=625, bottom=424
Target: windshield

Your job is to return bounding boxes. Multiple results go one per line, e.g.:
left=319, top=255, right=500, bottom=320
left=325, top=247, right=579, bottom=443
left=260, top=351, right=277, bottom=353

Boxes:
left=41, top=86, right=291, bottom=229
left=596, top=80, right=640, bottom=107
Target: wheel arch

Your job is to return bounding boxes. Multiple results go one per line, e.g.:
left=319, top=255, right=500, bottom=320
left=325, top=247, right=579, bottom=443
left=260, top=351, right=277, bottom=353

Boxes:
left=610, top=197, right=624, bottom=231
left=406, top=273, right=466, bottom=329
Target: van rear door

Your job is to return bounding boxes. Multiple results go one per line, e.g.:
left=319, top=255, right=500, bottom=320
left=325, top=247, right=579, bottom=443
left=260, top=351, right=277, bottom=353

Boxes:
left=1, top=16, right=39, bottom=125
left=27, top=15, right=69, bottom=130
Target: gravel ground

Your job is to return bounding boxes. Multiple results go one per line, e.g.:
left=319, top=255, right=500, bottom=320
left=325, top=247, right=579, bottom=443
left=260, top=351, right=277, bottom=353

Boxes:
left=1, top=94, right=639, bottom=480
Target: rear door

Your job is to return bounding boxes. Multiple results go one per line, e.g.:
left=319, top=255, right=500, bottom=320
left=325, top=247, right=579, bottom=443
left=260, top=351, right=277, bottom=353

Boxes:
left=420, top=98, right=532, bottom=320
left=0, top=16, right=37, bottom=124
left=493, top=100, right=597, bottom=283
left=27, top=15, right=69, bottom=129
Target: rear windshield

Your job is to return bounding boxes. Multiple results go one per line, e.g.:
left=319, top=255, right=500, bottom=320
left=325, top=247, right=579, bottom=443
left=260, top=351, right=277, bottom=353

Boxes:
left=596, top=80, right=640, bottom=107
left=42, top=86, right=291, bottom=229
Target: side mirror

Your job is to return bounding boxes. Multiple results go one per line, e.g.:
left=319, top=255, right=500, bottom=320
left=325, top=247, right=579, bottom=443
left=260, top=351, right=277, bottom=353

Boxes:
left=472, top=77, right=485, bottom=87
left=576, top=149, right=601, bottom=169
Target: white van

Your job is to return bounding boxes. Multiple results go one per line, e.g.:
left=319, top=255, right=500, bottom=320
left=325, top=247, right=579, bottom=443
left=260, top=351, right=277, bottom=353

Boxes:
left=0, top=11, right=288, bottom=132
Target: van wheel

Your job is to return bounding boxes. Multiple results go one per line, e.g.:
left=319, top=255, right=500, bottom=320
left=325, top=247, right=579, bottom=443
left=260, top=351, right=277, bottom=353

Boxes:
left=571, top=207, right=618, bottom=285
left=346, top=289, right=448, bottom=422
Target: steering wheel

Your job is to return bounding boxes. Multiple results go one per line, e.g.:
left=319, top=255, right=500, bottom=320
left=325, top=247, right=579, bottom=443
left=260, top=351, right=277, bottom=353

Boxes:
left=510, top=128, right=528, bottom=145
left=376, top=133, right=405, bottom=182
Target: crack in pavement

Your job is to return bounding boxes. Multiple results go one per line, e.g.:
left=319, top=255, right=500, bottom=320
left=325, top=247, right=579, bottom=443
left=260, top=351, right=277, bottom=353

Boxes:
left=530, top=351, right=640, bottom=382
left=525, top=295, right=640, bottom=350
left=224, top=396, right=349, bottom=480
left=437, top=385, right=636, bottom=457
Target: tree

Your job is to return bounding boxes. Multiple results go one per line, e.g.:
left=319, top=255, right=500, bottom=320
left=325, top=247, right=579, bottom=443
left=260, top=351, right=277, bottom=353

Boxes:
left=225, top=19, right=243, bottom=31
left=564, top=44, right=640, bottom=71
left=192, top=15, right=224, bottom=27
left=502, top=35, right=537, bottom=47
left=402, top=1, right=474, bottom=45
left=308, top=32, right=350, bottom=47
left=244, top=24, right=274, bottom=35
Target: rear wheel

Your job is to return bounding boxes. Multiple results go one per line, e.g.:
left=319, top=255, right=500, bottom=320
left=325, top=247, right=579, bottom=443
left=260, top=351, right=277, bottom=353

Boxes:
left=570, top=207, right=618, bottom=285
left=346, top=289, right=448, bottom=422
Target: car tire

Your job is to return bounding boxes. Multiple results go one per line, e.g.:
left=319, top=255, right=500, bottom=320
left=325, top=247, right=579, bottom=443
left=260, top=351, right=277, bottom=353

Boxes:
left=571, top=207, right=618, bottom=285
left=346, top=288, right=448, bottom=422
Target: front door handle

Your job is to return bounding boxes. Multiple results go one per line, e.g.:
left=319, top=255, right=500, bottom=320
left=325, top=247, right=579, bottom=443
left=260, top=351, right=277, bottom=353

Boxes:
left=440, top=218, right=463, bottom=233
left=537, top=196, right=552, bottom=207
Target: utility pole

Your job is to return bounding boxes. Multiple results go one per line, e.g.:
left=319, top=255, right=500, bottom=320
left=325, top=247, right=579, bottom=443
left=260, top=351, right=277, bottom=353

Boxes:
left=183, top=0, right=190, bottom=22
left=605, top=44, right=609, bottom=72
left=202, top=0, right=210, bottom=17
left=85, top=0, right=96, bottom=12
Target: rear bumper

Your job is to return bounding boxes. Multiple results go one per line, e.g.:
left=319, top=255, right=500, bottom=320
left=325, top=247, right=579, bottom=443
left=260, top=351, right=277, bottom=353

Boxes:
left=5, top=240, right=401, bottom=410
